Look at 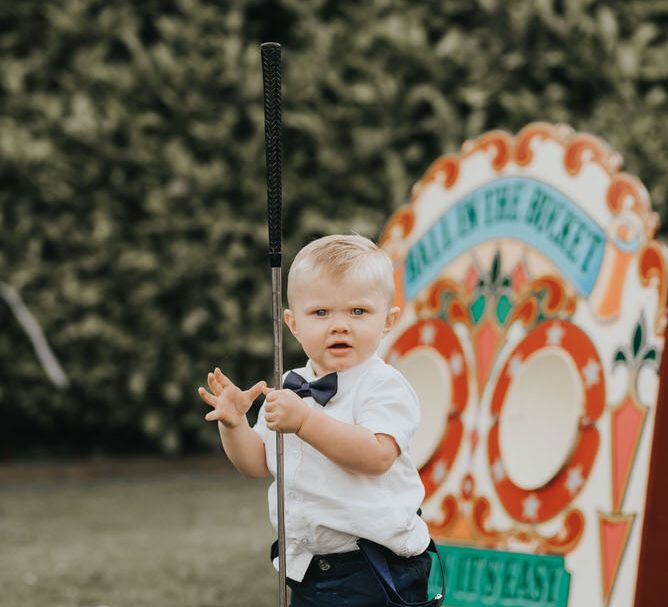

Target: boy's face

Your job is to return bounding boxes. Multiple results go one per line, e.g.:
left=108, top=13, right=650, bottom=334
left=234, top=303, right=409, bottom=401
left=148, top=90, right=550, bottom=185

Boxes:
left=284, top=273, right=399, bottom=376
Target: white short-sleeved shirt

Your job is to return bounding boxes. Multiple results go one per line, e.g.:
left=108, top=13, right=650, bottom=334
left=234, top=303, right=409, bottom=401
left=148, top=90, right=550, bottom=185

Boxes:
left=253, top=353, right=430, bottom=582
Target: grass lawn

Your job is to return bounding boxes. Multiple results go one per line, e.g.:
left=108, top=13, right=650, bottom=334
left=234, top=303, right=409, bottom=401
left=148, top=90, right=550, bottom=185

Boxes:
left=0, top=457, right=278, bottom=607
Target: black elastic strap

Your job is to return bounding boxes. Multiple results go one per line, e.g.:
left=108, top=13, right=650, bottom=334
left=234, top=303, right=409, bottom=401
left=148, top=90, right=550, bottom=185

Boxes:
left=357, top=539, right=445, bottom=607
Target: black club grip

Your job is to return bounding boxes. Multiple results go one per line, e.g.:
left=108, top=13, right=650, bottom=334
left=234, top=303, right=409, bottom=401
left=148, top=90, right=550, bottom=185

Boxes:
left=261, top=42, right=282, bottom=268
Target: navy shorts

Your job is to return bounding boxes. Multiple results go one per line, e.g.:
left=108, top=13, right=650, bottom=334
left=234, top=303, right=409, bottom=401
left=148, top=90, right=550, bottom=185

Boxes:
left=287, top=546, right=432, bottom=607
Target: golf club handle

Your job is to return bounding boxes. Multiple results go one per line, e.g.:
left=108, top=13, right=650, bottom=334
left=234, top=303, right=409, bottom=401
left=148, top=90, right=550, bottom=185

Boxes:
left=261, top=42, right=282, bottom=268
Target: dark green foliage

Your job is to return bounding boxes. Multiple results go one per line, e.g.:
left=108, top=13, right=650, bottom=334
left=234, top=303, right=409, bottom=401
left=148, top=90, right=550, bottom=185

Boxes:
left=1, top=0, right=666, bottom=455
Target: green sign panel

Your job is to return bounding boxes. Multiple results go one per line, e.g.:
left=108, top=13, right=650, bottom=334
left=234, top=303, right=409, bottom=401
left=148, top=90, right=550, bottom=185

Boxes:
left=428, top=544, right=571, bottom=607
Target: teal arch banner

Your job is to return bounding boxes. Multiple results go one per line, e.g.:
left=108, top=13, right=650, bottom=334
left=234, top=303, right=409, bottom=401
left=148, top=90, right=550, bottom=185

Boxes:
left=403, top=177, right=607, bottom=301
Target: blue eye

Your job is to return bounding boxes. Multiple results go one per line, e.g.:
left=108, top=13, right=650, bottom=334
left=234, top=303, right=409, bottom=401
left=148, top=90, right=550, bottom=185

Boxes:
left=351, top=308, right=365, bottom=316
left=314, top=309, right=327, bottom=317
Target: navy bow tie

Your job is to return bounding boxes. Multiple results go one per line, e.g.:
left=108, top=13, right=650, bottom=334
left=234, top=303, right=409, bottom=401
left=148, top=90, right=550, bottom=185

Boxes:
left=283, top=371, right=338, bottom=406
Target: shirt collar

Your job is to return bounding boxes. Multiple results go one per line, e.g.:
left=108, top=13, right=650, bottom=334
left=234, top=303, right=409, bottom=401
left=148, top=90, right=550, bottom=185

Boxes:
left=303, top=354, right=381, bottom=396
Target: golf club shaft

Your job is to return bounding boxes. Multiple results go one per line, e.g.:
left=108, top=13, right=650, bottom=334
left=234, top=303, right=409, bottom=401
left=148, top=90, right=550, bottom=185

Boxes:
left=261, top=41, right=287, bottom=607
left=271, top=266, right=286, bottom=607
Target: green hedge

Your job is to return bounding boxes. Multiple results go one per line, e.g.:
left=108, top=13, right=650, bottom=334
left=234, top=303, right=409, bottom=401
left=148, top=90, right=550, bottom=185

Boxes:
left=1, top=0, right=666, bottom=455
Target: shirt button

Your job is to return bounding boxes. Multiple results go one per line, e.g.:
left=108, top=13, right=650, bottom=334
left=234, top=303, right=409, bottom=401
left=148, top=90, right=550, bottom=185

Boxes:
left=317, top=558, right=331, bottom=572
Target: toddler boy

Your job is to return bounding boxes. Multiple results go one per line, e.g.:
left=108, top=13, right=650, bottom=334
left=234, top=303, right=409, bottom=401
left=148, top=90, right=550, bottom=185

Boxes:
left=198, top=234, right=432, bottom=606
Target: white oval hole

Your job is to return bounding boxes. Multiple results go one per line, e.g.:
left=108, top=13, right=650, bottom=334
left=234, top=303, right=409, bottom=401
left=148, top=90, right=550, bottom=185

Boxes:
left=394, top=346, right=451, bottom=469
left=499, top=348, right=582, bottom=491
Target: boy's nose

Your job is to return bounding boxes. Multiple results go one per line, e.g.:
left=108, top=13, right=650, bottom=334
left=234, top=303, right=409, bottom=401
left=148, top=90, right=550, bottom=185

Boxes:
left=330, top=317, right=350, bottom=333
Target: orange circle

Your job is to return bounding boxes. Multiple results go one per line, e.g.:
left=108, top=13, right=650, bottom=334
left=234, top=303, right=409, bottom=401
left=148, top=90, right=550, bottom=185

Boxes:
left=387, top=319, right=469, bottom=499
left=488, top=321, right=604, bottom=523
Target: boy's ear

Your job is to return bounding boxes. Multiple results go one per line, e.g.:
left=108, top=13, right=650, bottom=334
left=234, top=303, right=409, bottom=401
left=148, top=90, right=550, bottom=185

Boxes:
left=284, top=309, right=299, bottom=340
left=383, top=306, right=401, bottom=334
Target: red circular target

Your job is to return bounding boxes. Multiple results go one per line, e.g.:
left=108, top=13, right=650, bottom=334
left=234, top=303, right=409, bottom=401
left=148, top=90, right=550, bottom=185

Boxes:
left=488, top=320, right=605, bottom=523
left=387, top=319, right=469, bottom=500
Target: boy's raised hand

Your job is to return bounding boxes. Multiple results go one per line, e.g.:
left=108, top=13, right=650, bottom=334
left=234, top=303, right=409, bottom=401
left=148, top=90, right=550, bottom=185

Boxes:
left=198, top=368, right=266, bottom=429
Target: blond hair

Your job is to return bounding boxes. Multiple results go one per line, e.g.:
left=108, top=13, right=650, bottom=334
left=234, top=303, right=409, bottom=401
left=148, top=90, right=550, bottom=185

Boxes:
left=287, top=234, right=395, bottom=307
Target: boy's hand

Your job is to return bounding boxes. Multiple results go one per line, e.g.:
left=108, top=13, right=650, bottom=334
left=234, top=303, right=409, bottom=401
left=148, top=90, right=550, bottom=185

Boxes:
left=197, top=368, right=266, bottom=429
left=262, top=387, right=311, bottom=434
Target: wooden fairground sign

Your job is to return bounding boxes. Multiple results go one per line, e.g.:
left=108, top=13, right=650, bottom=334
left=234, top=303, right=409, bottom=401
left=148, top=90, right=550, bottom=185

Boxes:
left=378, top=123, right=668, bottom=607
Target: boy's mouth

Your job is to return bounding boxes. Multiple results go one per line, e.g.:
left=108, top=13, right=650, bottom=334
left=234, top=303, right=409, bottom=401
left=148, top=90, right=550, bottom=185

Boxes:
left=328, top=342, right=352, bottom=350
